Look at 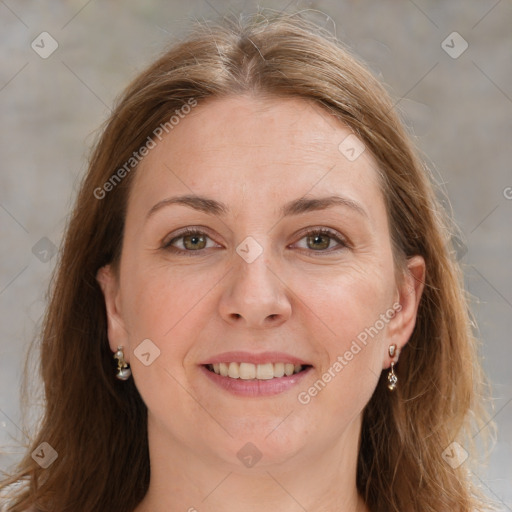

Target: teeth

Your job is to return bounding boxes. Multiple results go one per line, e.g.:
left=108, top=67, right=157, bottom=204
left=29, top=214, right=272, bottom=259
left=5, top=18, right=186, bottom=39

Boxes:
left=228, top=362, right=239, bottom=378
left=239, top=362, right=256, bottom=380
left=256, top=363, right=274, bottom=380
left=285, top=363, right=294, bottom=376
left=208, top=362, right=306, bottom=379
left=219, top=362, right=229, bottom=377
left=273, top=362, right=285, bottom=378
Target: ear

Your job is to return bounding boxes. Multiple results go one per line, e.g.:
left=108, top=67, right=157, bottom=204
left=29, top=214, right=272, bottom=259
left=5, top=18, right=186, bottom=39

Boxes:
left=96, top=264, right=129, bottom=358
left=385, top=255, right=426, bottom=367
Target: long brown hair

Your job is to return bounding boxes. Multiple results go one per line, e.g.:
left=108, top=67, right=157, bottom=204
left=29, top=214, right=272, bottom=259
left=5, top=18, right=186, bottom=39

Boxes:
left=1, top=11, right=496, bottom=512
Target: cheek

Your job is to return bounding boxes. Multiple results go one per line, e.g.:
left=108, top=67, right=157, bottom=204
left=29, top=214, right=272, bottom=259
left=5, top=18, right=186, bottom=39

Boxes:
left=294, top=262, right=394, bottom=349
left=291, top=264, right=393, bottom=415
left=119, top=262, right=221, bottom=401
left=118, top=267, right=205, bottom=413
left=121, top=263, right=209, bottom=339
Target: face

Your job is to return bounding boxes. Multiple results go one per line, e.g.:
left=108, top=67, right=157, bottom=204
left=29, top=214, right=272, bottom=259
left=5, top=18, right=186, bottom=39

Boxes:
left=98, top=94, right=424, bottom=472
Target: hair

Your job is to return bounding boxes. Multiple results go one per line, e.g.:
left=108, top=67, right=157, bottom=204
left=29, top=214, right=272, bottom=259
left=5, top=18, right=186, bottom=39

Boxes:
left=0, top=10, right=496, bottom=512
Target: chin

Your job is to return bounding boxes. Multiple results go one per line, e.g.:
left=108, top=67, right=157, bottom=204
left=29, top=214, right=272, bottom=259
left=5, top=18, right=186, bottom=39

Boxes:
left=208, top=419, right=310, bottom=470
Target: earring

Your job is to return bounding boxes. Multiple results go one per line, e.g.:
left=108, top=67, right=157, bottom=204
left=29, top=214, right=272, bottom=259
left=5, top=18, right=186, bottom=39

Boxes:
left=387, top=344, right=398, bottom=391
left=114, top=346, right=131, bottom=380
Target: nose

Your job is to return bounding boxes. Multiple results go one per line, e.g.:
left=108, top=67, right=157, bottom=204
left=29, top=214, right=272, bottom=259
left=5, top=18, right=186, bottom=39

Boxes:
left=218, top=251, right=292, bottom=329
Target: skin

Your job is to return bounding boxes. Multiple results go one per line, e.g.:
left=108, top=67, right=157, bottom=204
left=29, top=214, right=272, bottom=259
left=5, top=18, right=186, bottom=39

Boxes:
left=97, top=94, right=425, bottom=512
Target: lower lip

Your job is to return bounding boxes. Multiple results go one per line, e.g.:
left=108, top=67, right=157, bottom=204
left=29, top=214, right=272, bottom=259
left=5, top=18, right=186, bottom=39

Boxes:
left=199, top=365, right=313, bottom=397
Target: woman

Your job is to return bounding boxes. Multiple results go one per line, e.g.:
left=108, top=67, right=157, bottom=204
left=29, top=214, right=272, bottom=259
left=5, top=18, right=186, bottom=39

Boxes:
left=0, top=11, right=495, bottom=512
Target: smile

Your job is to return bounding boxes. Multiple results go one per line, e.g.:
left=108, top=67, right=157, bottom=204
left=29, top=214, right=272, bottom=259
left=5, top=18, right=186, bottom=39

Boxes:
left=205, top=362, right=309, bottom=379
left=199, top=351, right=313, bottom=396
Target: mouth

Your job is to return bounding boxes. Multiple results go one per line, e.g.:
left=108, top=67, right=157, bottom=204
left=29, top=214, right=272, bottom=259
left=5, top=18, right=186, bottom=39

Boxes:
left=204, top=362, right=311, bottom=380
left=198, top=352, right=313, bottom=397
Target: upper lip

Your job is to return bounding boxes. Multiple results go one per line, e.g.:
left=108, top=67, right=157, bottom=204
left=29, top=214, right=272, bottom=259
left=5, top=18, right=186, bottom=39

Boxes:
left=200, top=351, right=312, bottom=366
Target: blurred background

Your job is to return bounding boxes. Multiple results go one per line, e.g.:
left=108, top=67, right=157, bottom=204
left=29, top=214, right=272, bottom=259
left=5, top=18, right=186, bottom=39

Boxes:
left=1, top=0, right=511, bottom=508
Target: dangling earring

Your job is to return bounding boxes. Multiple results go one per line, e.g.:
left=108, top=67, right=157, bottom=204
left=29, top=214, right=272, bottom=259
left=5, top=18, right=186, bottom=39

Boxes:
left=387, top=344, right=398, bottom=391
left=114, top=346, right=131, bottom=380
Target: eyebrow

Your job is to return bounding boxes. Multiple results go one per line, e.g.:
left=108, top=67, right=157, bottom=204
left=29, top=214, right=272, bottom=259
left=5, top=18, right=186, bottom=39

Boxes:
left=145, top=194, right=368, bottom=221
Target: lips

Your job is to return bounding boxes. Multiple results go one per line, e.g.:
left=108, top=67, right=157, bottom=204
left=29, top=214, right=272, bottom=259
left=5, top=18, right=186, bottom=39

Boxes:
left=200, top=351, right=310, bottom=366
left=199, top=351, right=313, bottom=390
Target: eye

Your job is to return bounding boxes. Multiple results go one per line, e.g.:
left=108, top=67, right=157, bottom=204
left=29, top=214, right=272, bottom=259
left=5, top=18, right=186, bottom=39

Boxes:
left=162, top=227, right=348, bottom=256
left=162, top=228, right=220, bottom=254
left=292, top=228, right=348, bottom=254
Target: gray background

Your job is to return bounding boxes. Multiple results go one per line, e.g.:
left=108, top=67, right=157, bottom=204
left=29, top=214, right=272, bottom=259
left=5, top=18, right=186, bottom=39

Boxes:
left=1, top=0, right=511, bottom=509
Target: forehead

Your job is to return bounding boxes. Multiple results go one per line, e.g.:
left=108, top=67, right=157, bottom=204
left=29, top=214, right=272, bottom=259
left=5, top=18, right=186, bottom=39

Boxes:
left=129, top=94, right=383, bottom=220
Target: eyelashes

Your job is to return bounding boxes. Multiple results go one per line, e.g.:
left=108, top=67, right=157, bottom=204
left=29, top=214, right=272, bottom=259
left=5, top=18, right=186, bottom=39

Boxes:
left=161, top=226, right=349, bottom=257
left=292, top=228, right=348, bottom=253
left=162, top=228, right=218, bottom=253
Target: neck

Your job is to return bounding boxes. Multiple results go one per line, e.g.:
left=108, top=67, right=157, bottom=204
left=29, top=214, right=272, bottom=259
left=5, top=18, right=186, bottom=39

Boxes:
left=135, top=414, right=369, bottom=512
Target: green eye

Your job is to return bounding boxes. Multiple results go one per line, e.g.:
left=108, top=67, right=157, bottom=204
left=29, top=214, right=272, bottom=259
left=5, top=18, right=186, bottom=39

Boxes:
left=294, top=228, right=348, bottom=253
left=162, top=227, right=348, bottom=256
left=163, top=229, right=215, bottom=253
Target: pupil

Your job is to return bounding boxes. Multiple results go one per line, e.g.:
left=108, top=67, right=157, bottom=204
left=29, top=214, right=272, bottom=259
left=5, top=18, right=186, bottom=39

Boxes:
left=185, top=234, right=205, bottom=249
left=309, top=234, right=328, bottom=250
